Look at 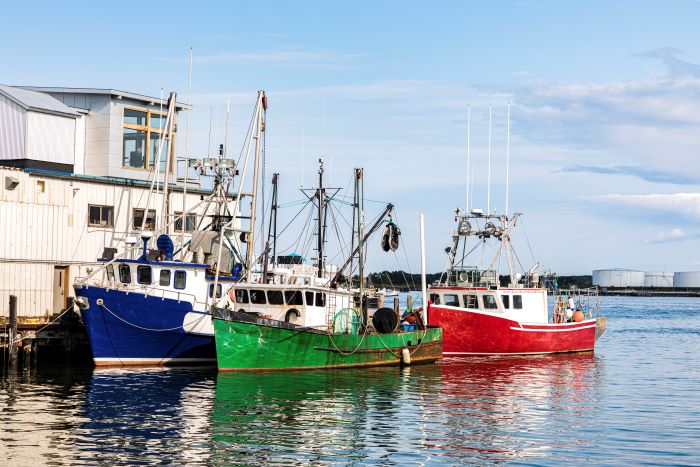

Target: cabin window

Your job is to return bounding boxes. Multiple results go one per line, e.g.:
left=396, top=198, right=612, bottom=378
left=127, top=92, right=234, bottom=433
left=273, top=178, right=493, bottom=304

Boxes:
left=118, top=264, right=131, bottom=283
left=444, top=294, right=459, bottom=306
left=250, top=290, right=267, bottom=304
left=137, top=265, right=152, bottom=284
left=513, top=295, right=523, bottom=309
left=305, top=291, right=314, bottom=305
left=285, top=291, right=303, bottom=306
left=463, top=294, right=478, bottom=308
left=429, top=293, right=441, bottom=305
left=502, top=295, right=510, bottom=309
left=123, top=107, right=170, bottom=170
left=234, top=289, right=249, bottom=303
left=315, top=293, right=326, bottom=307
left=174, top=271, right=186, bottom=289
left=106, top=264, right=115, bottom=282
left=209, top=283, right=222, bottom=298
left=267, top=290, right=284, bottom=305
left=133, top=209, right=157, bottom=230
left=88, top=205, right=114, bottom=228
left=174, top=212, right=197, bottom=232
left=159, top=269, right=171, bottom=286
left=482, top=294, right=499, bottom=310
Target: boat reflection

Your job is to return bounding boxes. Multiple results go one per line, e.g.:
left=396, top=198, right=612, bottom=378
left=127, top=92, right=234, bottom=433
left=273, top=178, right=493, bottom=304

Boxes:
left=78, top=367, right=216, bottom=464
left=431, top=353, right=604, bottom=463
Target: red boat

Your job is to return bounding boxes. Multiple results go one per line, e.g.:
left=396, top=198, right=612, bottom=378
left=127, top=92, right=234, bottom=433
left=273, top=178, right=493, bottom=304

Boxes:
left=426, top=209, right=606, bottom=356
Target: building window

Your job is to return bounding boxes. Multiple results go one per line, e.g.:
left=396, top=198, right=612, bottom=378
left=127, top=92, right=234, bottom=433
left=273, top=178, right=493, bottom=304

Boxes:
left=174, top=212, right=197, bottom=232
left=88, top=205, right=114, bottom=228
left=133, top=208, right=156, bottom=230
left=174, top=270, right=186, bottom=289
left=36, top=180, right=45, bottom=192
left=118, top=264, right=131, bottom=283
left=159, top=269, right=171, bottom=286
left=122, top=107, right=170, bottom=170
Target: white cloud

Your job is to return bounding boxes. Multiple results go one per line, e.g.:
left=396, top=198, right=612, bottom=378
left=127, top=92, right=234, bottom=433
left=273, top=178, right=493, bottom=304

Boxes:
left=588, top=193, right=700, bottom=219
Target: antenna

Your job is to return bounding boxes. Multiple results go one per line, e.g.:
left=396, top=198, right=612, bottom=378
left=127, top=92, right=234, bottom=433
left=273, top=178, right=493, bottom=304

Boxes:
left=223, top=99, right=230, bottom=160
left=207, top=106, right=213, bottom=157
left=487, top=103, right=492, bottom=215
left=321, top=98, right=326, bottom=157
left=181, top=46, right=193, bottom=259
left=301, top=128, right=305, bottom=188
left=466, top=104, right=470, bottom=212
left=506, top=101, right=510, bottom=217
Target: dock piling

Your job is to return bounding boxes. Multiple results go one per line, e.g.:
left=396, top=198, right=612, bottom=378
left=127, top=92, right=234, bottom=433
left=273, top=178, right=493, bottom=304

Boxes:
left=9, top=295, right=18, bottom=370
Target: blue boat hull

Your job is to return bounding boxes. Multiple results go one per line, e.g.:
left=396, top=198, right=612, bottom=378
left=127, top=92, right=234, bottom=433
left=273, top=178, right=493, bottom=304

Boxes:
left=76, top=286, right=216, bottom=366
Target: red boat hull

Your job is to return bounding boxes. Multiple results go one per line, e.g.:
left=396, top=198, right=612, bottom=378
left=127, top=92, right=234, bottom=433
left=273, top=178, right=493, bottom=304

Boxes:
left=428, top=305, right=599, bottom=355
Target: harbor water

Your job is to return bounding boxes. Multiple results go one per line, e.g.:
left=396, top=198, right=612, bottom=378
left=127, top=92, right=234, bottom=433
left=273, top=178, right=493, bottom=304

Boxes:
left=1, top=296, right=699, bottom=465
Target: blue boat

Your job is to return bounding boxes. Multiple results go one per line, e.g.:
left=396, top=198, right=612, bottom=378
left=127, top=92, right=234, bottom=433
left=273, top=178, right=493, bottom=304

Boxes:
left=73, top=90, right=267, bottom=367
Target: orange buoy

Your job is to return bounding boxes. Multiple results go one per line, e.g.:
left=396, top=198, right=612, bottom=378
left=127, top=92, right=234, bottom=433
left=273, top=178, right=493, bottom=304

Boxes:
left=573, top=310, right=585, bottom=322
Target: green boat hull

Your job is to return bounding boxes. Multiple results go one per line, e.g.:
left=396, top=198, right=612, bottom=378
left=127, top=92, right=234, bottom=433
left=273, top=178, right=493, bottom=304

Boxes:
left=213, top=311, right=443, bottom=371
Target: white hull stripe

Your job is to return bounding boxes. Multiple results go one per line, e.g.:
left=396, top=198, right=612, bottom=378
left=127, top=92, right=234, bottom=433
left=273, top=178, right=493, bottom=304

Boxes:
left=444, top=350, right=593, bottom=356
left=94, top=357, right=216, bottom=364
left=510, top=324, right=597, bottom=332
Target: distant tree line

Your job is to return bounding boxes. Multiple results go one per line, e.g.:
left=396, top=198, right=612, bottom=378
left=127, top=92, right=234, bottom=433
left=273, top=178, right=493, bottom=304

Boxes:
left=362, top=270, right=593, bottom=291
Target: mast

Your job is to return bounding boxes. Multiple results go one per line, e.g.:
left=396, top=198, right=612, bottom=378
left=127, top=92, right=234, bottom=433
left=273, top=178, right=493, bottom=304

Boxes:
left=160, top=91, right=176, bottom=234
left=356, top=168, right=365, bottom=324
left=316, top=159, right=325, bottom=278
left=506, top=101, right=510, bottom=218
left=245, top=90, right=266, bottom=282
left=267, top=173, right=279, bottom=265
left=181, top=47, right=193, bottom=260
left=466, top=104, right=470, bottom=212
left=487, top=103, right=492, bottom=215
left=420, top=214, right=428, bottom=326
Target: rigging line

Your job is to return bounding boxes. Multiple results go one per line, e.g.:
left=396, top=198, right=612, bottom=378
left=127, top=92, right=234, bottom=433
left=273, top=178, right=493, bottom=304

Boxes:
left=274, top=199, right=314, bottom=251
left=235, top=99, right=259, bottom=168
left=326, top=201, right=349, bottom=265
left=290, top=206, right=316, bottom=257
left=334, top=194, right=388, bottom=204
left=519, top=217, right=537, bottom=264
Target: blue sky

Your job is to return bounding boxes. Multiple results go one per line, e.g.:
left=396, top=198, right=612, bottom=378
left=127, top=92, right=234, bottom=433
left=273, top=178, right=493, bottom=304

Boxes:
left=2, top=1, right=700, bottom=274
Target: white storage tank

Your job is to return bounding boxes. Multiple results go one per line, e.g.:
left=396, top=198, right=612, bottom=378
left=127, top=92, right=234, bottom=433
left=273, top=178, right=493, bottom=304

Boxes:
left=673, top=272, right=700, bottom=288
left=592, top=269, right=645, bottom=287
left=644, top=272, right=674, bottom=287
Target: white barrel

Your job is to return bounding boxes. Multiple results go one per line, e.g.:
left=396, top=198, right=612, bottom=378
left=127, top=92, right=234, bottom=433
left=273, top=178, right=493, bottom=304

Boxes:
left=644, top=272, right=674, bottom=287
left=673, top=272, right=700, bottom=287
left=592, top=269, right=645, bottom=287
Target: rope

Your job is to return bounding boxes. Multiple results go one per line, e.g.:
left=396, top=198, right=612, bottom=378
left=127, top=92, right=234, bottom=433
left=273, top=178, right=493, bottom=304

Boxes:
left=99, top=301, right=209, bottom=333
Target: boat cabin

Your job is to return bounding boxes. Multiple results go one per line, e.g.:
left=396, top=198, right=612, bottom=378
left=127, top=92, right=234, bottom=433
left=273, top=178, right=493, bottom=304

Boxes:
left=428, top=286, right=548, bottom=323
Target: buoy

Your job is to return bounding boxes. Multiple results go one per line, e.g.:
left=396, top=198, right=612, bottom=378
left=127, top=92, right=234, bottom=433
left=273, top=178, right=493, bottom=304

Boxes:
left=573, top=310, right=585, bottom=322
left=401, top=347, right=411, bottom=365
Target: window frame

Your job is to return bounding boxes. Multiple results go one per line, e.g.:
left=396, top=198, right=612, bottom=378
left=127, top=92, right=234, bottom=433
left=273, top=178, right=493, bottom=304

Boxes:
left=174, top=212, right=197, bottom=232
left=133, top=208, right=157, bottom=231
left=267, top=290, right=285, bottom=305
left=305, top=291, right=314, bottom=306
left=463, top=294, right=478, bottom=309
left=502, top=295, right=510, bottom=309
left=173, top=270, right=187, bottom=290
left=249, top=289, right=267, bottom=305
left=122, top=106, right=172, bottom=171
left=444, top=294, right=460, bottom=306
left=136, top=265, right=152, bottom=285
left=429, top=293, right=441, bottom=305
left=285, top=291, right=304, bottom=306
left=513, top=295, right=523, bottom=309
left=88, top=204, right=114, bottom=228
left=118, top=264, right=131, bottom=284
left=482, top=294, right=499, bottom=310
left=159, top=269, right=171, bottom=286
left=209, top=283, right=222, bottom=298
left=106, top=264, right=115, bottom=282
left=234, top=289, right=249, bottom=304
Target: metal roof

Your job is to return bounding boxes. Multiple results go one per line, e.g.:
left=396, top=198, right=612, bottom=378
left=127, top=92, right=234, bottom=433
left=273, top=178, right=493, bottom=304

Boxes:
left=17, top=86, right=192, bottom=110
left=0, top=84, right=80, bottom=118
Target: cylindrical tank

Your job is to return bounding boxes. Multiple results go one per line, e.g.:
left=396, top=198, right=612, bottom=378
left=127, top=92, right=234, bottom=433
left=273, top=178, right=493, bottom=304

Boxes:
left=592, top=269, right=645, bottom=287
left=673, top=272, right=700, bottom=288
left=643, top=272, right=674, bottom=287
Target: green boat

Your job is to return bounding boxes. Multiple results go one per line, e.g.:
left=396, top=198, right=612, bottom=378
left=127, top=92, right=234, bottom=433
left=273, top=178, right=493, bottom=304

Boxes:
left=213, top=308, right=442, bottom=371
left=210, top=163, right=443, bottom=372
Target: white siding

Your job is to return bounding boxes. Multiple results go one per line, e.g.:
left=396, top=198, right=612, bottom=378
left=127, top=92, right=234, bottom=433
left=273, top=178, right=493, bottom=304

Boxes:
left=673, top=272, right=700, bottom=288
left=643, top=272, right=674, bottom=287
left=0, top=93, right=26, bottom=160
left=0, top=167, right=211, bottom=319
left=26, top=111, right=76, bottom=165
left=74, top=114, right=86, bottom=174
left=592, top=269, right=645, bottom=287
